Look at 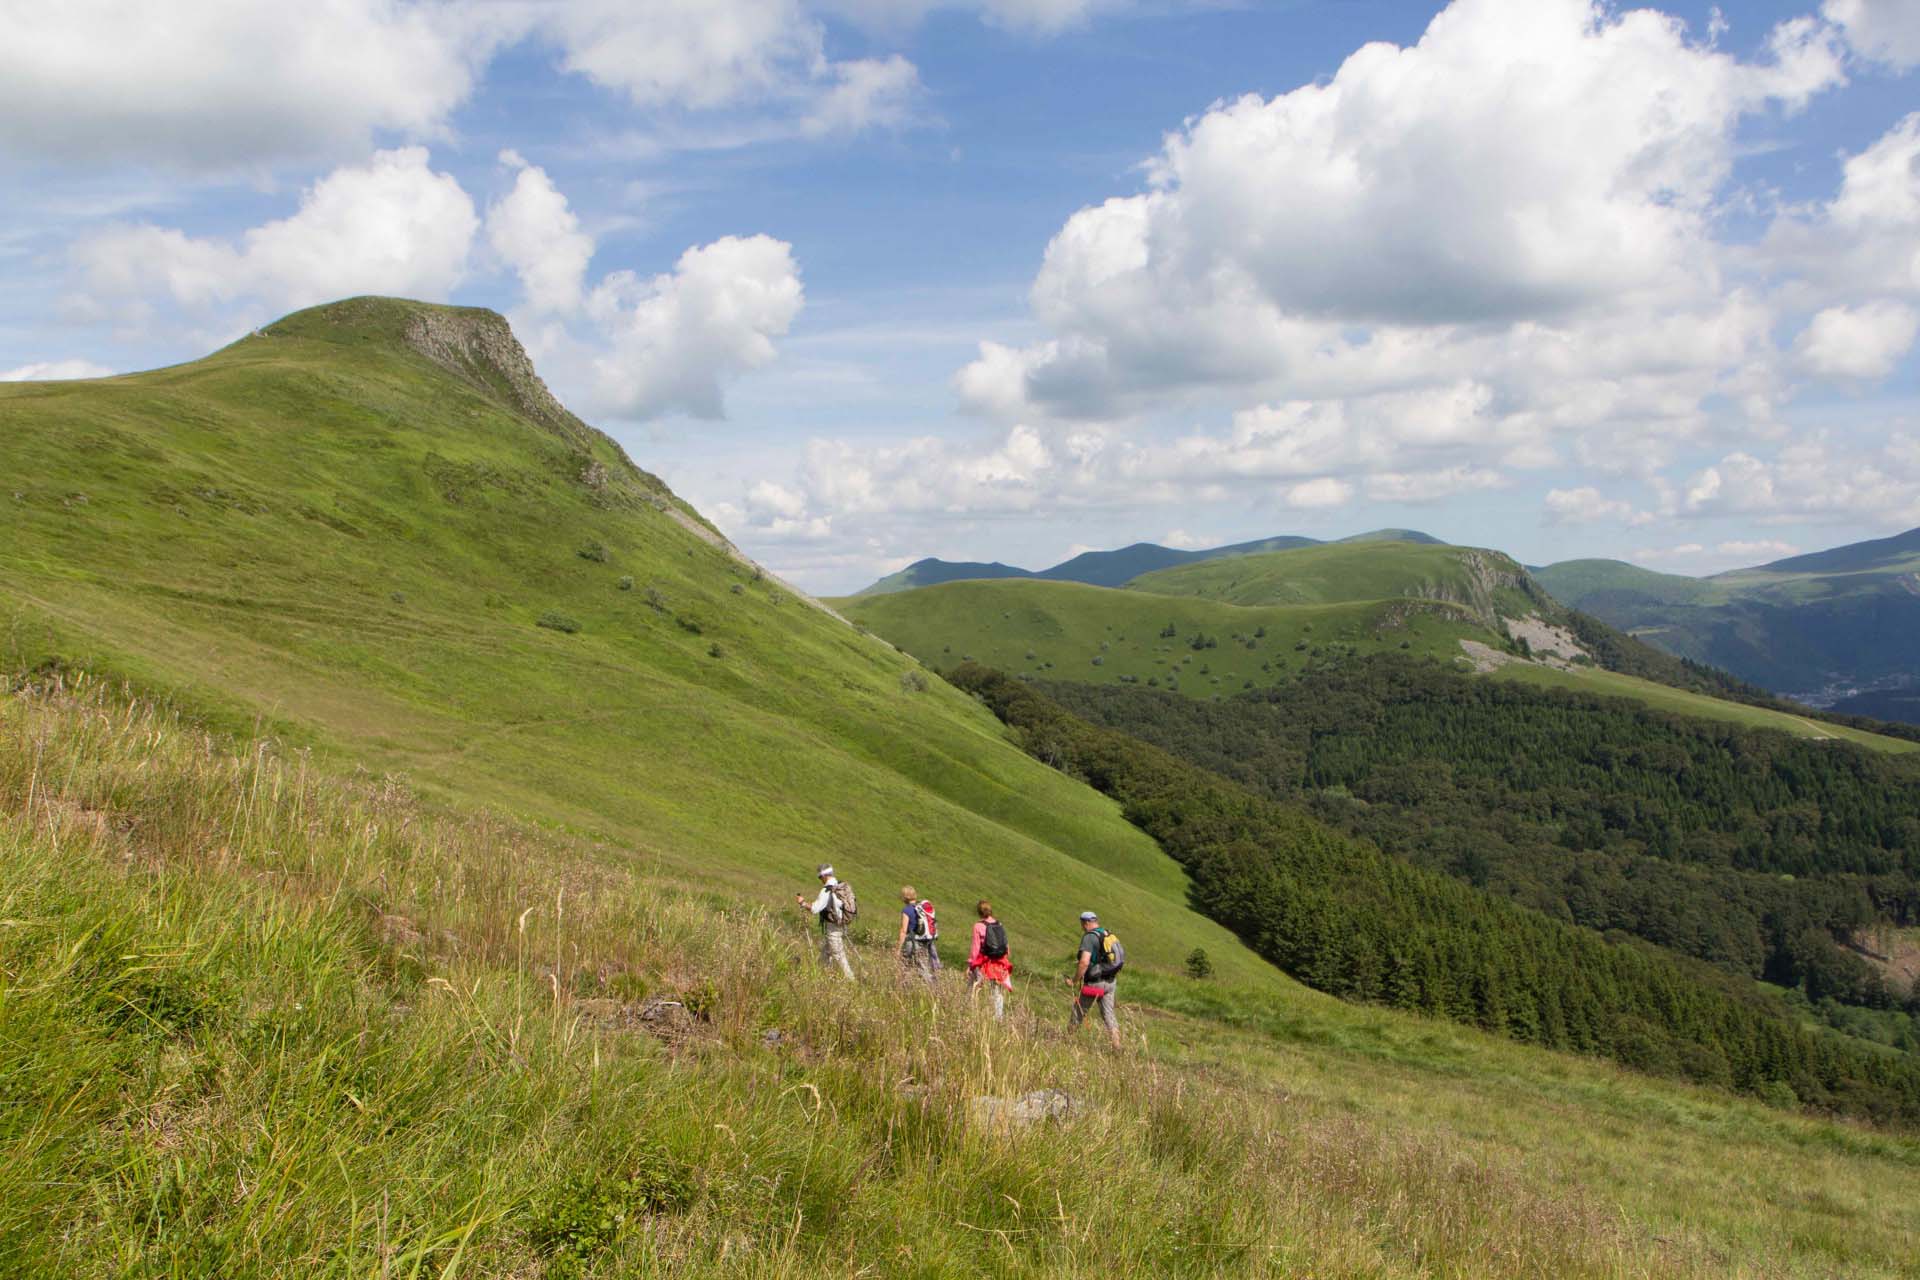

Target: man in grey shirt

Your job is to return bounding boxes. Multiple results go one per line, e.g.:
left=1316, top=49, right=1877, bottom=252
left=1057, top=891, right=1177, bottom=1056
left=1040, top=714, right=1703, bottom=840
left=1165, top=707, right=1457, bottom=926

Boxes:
left=1071, top=911, right=1121, bottom=1048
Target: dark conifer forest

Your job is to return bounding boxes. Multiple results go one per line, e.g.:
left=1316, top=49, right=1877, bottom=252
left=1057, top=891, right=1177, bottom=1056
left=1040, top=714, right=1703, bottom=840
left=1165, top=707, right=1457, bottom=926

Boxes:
left=951, top=662, right=1920, bottom=1126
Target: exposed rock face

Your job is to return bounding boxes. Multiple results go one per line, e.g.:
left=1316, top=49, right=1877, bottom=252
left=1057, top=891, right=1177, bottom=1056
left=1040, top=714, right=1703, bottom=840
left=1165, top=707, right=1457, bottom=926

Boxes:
left=400, top=307, right=597, bottom=451
left=1407, top=548, right=1546, bottom=629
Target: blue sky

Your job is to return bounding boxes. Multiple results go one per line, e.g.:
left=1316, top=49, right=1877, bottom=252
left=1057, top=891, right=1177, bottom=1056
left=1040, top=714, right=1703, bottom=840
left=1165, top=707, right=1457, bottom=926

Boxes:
left=3, top=0, right=1917, bottom=593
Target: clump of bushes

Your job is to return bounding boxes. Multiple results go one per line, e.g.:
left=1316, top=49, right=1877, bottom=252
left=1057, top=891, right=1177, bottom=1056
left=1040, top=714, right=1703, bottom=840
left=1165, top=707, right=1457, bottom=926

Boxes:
left=577, top=541, right=609, bottom=563
left=707, top=642, right=725, bottom=659
left=537, top=612, right=581, bottom=634
left=618, top=576, right=634, bottom=591
left=900, top=670, right=930, bottom=693
left=526, top=1153, right=693, bottom=1275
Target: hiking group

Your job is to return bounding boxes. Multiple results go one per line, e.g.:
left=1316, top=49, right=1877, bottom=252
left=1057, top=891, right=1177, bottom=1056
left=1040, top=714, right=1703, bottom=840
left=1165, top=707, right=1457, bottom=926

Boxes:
left=795, top=863, right=1125, bottom=1047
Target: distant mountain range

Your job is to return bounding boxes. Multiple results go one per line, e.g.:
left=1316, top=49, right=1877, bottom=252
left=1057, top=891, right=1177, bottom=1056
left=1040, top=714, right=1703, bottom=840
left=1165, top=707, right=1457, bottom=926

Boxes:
left=856, top=528, right=1443, bottom=595
left=1535, top=527, right=1920, bottom=716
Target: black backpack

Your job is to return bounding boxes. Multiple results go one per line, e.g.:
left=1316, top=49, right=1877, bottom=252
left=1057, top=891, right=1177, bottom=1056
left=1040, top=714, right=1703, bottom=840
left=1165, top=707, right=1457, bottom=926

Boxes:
left=980, top=920, right=1009, bottom=960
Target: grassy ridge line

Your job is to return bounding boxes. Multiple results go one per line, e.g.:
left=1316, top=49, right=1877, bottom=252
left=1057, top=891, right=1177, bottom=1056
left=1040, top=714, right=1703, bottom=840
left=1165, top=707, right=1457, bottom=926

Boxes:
left=950, top=664, right=1920, bottom=1128
left=6, top=679, right=1920, bottom=1277
left=837, top=577, right=1481, bottom=692
left=1124, top=540, right=1537, bottom=621
left=0, top=303, right=1283, bottom=987
left=841, top=576, right=1917, bottom=751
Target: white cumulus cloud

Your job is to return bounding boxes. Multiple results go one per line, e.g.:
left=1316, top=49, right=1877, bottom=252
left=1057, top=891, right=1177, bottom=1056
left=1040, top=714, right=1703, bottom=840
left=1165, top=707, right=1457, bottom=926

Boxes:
left=75, top=148, right=479, bottom=313
left=487, top=153, right=595, bottom=314
left=0, top=0, right=483, bottom=167
left=960, top=0, right=1844, bottom=422
left=585, top=235, right=804, bottom=420
left=1794, top=301, right=1920, bottom=380
left=0, top=359, right=113, bottom=381
left=1823, top=0, right=1920, bottom=68
left=1544, top=486, right=1651, bottom=525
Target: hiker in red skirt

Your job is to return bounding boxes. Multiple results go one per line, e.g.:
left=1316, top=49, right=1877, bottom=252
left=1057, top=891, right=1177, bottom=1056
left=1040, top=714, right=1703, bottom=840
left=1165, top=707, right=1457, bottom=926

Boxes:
left=968, top=900, right=1013, bottom=1018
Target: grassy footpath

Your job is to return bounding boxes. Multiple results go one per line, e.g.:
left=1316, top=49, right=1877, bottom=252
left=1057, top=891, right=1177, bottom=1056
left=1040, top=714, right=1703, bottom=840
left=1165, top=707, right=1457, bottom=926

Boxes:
left=3, top=678, right=1919, bottom=1278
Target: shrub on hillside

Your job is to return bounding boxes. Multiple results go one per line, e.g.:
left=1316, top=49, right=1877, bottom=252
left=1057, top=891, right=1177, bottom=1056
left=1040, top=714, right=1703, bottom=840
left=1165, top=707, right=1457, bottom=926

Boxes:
left=618, top=576, right=634, bottom=591
left=537, top=612, right=581, bottom=634
left=577, top=541, right=609, bottom=563
left=900, top=670, right=929, bottom=693
left=1186, top=948, right=1214, bottom=980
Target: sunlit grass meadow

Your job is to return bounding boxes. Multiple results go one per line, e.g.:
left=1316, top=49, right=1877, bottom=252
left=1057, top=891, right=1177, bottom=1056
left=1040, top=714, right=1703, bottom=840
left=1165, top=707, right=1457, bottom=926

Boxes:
left=4, top=676, right=1917, bottom=1278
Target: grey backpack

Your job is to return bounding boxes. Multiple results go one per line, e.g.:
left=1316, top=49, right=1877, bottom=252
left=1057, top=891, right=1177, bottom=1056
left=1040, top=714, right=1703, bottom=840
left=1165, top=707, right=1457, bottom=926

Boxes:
left=826, top=881, right=858, bottom=926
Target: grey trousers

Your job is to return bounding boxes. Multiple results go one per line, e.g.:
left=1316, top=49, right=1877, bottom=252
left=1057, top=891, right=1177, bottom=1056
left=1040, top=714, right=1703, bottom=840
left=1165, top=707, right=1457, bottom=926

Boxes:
left=819, top=927, right=854, bottom=979
left=901, top=937, right=939, bottom=984
left=1072, top=984, right=1117, bottom=1032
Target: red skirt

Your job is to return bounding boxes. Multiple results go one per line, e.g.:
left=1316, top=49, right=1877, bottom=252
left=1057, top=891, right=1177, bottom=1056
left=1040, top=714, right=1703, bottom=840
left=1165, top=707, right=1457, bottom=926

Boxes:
left=973, top=955, right=1012, bottom=985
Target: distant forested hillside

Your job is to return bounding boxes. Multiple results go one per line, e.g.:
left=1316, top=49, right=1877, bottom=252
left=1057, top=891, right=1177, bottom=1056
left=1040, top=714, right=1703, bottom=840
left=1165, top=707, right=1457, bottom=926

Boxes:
left=952, top=664, right=1920, bottom=1124
left=1036, top=657, right=1920, bottom=1047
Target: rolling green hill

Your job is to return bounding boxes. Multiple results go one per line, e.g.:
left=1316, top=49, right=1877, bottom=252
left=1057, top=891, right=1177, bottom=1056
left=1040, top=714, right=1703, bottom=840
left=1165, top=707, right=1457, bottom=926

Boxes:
left=857, top=556, right=1032, bottom=595
left=849, top=529, right=1439, bottom=595
left=837, top=577, right=1487, bottom=695
left=0, top=296, right=1276, bottom=984
left=841, top=550, right=1915, bottom=751
left=1537, top=532, right=1920, bottom=717
left=1127, top=539, right=1546, bottom=625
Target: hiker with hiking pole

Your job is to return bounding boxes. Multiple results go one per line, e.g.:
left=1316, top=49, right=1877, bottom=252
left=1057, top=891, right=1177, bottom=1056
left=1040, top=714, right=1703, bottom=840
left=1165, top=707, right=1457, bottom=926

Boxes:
left=796, top=864, right=857, bottom=979
left=1070, top=910, right=1124, bottom=1049
left=967, top=900, right=1013, bottom=1018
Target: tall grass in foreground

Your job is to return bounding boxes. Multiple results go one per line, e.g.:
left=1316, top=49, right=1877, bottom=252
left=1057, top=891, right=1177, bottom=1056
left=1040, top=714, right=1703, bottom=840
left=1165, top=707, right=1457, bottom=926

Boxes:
left=0, top=676, right=1907, bottom=1277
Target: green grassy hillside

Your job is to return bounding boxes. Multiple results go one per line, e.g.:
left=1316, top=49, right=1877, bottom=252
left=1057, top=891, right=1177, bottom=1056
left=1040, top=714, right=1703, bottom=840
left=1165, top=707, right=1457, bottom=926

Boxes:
left=8, top=675, right=1920, bottom=1278
left=836, top=577, right=1484, bottom=694
left=1128, top=539, right=1544, bottom=624
left=0, top=296, right=1276, bottom=985
left=838, top=575, right=1916, bottom=752
left=1531, top=558, right=1717, bottom=608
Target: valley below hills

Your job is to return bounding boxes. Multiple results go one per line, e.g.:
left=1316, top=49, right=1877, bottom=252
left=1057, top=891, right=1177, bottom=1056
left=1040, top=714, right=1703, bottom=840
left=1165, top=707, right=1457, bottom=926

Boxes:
left=5, top=297, right=1920, bottom=1278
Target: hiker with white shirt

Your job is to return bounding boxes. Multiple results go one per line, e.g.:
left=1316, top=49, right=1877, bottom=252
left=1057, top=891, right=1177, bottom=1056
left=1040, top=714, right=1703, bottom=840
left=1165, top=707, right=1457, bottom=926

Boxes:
left=795, top=863, right=857, bottom=979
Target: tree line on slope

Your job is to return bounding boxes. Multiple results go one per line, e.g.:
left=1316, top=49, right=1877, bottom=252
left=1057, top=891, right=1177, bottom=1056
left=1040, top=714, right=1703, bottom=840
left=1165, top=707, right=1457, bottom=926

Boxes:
left=1037, top=658, right=1920, bottom=1051
left=948, top=663, right=1920, bottom=1127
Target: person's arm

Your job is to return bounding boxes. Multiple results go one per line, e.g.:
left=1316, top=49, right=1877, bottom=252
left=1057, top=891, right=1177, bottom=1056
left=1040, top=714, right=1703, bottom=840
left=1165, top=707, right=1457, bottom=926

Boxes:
left=896, top=909, right=909, bottom=949
left=969, top=921, right=985, bottom=967
left=1075, top=944, right=1090, bottom=985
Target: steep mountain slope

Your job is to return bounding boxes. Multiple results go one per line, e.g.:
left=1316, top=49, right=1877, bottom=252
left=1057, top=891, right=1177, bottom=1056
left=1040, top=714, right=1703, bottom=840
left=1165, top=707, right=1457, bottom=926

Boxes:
left=0, top=296, right=1279, bottom=983
left=1537, top=530, right=1920, bottom=717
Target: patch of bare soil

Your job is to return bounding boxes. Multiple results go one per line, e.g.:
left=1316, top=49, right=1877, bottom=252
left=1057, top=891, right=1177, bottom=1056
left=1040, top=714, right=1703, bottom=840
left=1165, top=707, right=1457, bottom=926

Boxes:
left=1458, top=639, right=1517, bottom=674
left=1849, top=927, right=1920, bottom=990
left=1503, top=614, right=1589, bottom=667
